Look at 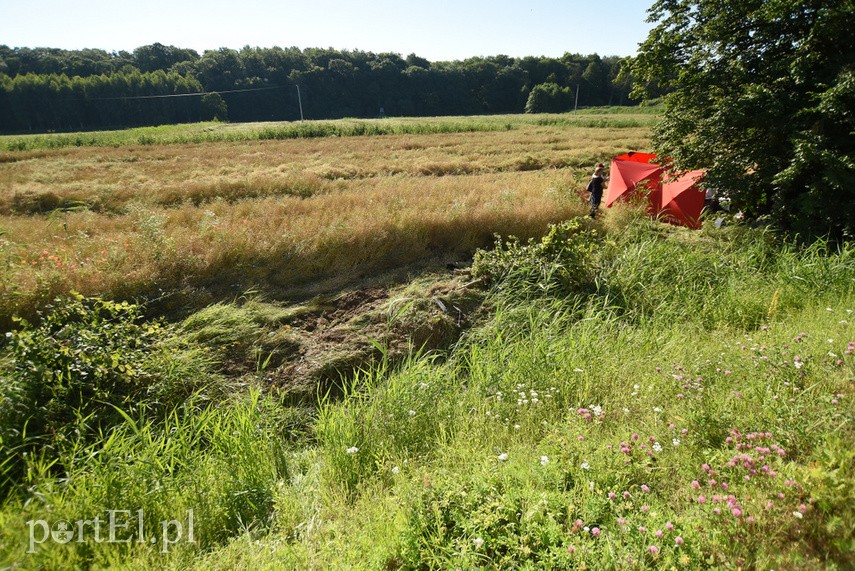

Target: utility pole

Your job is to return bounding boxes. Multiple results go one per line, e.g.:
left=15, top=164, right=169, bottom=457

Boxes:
left=296, top=85, right=304, bottom=121
left=574, top=85, right=580, bottom=114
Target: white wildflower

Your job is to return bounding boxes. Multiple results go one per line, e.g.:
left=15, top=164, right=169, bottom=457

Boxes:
left=653, top=442, right=663, bottom=452
left=581, top=461, right=590, bottom=470
left=473, top=537, right=484, bottom=549
left=346, top=446, right=359, bottom=454
left=498, top=453, right=508, bottom=461
left=540, top=456, right=550, bottom=466
left=391, top=466, right=400, bottom=474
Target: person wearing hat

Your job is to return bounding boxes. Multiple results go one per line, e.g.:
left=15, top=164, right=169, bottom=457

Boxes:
left=586, top=163, right=607, bottom=218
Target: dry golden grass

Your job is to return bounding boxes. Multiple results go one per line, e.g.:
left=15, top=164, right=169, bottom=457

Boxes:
left=0, top=115, right=652, bottom=326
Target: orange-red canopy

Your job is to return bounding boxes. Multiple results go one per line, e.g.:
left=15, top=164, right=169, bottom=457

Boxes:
left=604, top=157, right=663, bottom=208
left=614, top=151, right=659, bottom=164
left=605, top=152, right=706, bottom=228
left=660, top=170, right=706, bottom=229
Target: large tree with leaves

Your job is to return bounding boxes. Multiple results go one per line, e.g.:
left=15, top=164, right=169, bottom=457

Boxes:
left=633, top=0, right=855, bottom=238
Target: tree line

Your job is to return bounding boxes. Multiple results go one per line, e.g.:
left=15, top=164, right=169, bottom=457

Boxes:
left=0, top=44, right=639, bottom=132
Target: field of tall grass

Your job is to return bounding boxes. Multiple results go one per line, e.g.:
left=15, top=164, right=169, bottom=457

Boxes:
left=0, top=112, right=652, bottom=328
left=1, top=111, right=853, bottom=569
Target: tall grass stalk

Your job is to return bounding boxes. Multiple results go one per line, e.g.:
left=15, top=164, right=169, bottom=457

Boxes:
left=0, top=390, right=289, bottom=569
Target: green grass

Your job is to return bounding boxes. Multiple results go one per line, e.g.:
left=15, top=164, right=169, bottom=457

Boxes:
left=0, top=391, right=291, bottom=568
left=532, top=117, right=657, bottom=129
left=0, top=106, right=661, bottom=152
left=1, top=214, right=852, bottom=569
left=0, top=118, right=516, bottom=152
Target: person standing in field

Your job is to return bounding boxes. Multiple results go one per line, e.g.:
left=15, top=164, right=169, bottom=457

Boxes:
left=586, top=163, right=607, bottom=218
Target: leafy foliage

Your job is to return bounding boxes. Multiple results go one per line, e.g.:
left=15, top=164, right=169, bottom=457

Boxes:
left=0, top=294, right=220, bottom=492
left=401, top=472, right=574, bottom=569
left=0, top=45, right=637, bottom=132
left=524, top=82, right=573, bottom=113
left=633, top=0, right=855, bottom=238
left=201, top=92, right=228, bottom=122
left=471, top=218, right=602, bottom=300
left=0, top=69, right=207, bottom=132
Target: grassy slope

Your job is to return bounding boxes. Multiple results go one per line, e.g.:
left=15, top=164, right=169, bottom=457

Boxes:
left=2, top=212, right=852, bottom=570
left=0, top=112, right=852, bottom=569
left=260, top=218, right=854, bottom=570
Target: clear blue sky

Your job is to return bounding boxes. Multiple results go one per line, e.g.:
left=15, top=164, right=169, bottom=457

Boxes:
left=0, top=0, right=654, bottom=61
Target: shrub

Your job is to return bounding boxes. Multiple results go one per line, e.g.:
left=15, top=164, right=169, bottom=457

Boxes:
left=0, top=294, right=221, bottom=493
left=525, top=83, right=573, bottom=114
left=471, top=218, right=601, bottom=300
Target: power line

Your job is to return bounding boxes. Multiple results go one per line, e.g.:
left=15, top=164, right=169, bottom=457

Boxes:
left=87, top=84, right=287, bottom=101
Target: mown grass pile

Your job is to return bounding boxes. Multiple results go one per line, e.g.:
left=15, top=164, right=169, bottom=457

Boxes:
left=1, top=209, right=852, bottom=569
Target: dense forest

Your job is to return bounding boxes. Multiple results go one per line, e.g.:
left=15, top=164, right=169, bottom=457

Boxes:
left=0, top=44, right=638, bottom=132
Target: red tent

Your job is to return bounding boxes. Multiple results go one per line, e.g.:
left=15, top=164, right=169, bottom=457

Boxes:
left=604, top=155, right=663, bottom=208
left=614, top=151, right=659, bottom=164
left=604, top=152, right=706, bottom=228
left=660, top=170, right=706, bottom=229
